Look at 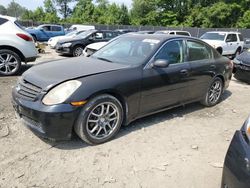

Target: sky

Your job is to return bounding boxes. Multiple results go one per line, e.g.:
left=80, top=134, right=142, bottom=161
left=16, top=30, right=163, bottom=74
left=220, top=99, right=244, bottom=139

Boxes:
left=1, top=0, right=132, bottom=9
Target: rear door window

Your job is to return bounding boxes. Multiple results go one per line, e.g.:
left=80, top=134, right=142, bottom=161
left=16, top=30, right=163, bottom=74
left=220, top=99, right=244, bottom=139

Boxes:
left=187, top=40, right=212, bottom=61
left=0, top=18, right=8, bottom=25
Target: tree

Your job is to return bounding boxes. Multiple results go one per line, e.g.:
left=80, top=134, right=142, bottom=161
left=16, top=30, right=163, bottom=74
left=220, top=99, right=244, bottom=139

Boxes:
left=44, top=0, right=59, bottom=23
left=53, top=0, right=75, bottom=20
left=0, top=5, right=7, bottom=15
left=237, top=10, right=250, bottom=28
left=44, top=0, right=56, bottom=13
left=6, top=1, right=26, bottom=18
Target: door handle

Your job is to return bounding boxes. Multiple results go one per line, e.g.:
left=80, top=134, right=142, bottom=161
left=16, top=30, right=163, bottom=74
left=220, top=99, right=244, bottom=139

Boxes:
left=180, top=69, right=188, bottom=75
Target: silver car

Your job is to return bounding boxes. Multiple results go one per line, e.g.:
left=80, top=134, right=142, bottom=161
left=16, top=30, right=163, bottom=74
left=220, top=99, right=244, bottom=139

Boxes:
left=0, top=15, right=37, bottom=76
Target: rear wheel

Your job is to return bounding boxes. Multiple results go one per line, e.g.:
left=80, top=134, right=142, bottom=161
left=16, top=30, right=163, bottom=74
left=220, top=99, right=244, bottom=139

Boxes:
left=0, top=49, right=21, bottom=76
left=201, top=77, right=223, bottom=107
left=73, top=45, right=84, bottom=57
left=74, top=94, right=123, bottom=145
left=216, top=47, right=223, bottom=55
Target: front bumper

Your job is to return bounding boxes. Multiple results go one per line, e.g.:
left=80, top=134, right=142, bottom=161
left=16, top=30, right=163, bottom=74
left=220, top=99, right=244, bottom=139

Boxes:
left=221, top=131, right=250, bottom=188
left=12, top=88, right=81, bottom=141
left=55, top=45, right=72, bottom=55
left=234, top=64, right=250, bottom=84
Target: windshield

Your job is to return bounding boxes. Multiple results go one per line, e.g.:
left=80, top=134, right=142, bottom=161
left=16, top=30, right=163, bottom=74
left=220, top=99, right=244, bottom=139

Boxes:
left=200, top=33, right=226, bottom=41
left=74, top=30, right=94, bottom=39
left=92, top=36, right=161, bottom=65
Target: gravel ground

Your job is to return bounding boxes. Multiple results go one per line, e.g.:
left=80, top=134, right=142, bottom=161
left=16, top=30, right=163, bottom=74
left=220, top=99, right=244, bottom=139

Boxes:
left=0, top=46, right=250, bottom=188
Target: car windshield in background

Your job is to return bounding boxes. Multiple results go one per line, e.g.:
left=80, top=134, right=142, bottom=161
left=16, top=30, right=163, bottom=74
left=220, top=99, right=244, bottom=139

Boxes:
left=74, top=30, right=94, bottom=39
left=92, top=36, right=161, bottom=65
left=200, top=33, right=226, bottom=41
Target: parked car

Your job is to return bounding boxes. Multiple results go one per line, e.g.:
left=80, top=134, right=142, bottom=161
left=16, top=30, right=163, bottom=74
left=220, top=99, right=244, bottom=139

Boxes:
left=26, top=24, right=65, bottom=42
left=48, top=30, right=86, bottom=49
left=66, top=24, right=95, bottom=32
left=82, top=41, right=107, bottom=57
left=12, top=34, right=233, bottom=144
left=55, top=30, right=119, bottom=57
left=200, top=31, right=244, bottom=57
left=233, top=49, right=250, bottom=84
left=0, top=15, right=37, bottom=76
left=137, top=30, right=155, bottom=34
left=243, top=38, right=250, bottom=50
left=155, top=30, right=191, bottom=36
left=115, top=29, right=136, bottom=34
left=221, top=115, right=250, bottom=188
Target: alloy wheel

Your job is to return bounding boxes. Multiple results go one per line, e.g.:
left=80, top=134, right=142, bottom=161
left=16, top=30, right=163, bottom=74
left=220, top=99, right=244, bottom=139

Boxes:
left=0, top=53, right=19, bottom=75
left=86, top=102, right=120, bottom=140
left=208, top=80, right=222, bottom=104
left=74, top=47, right=83, bottom=56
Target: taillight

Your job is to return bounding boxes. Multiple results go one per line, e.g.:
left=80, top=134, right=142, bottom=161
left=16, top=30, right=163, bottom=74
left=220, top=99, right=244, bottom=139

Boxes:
left=16, top=33, right=33, bottom=41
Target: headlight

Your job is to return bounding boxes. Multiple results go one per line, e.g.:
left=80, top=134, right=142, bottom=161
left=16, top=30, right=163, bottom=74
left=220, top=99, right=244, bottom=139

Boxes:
left=42, top=80, right=81, bottom=105
left=244, top=116, right=250, bottom=141
left=62, top=43, right=72, bottom=47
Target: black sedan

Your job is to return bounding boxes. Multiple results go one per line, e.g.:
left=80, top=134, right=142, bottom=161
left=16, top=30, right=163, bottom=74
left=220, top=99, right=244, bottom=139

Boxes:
left=55, top=30, right=119, bottom=57
left=233, top=50, right=250, bottom=84
left=222, top=116, right=250, bottom=188
left=12, top=34, right=233, bottom=144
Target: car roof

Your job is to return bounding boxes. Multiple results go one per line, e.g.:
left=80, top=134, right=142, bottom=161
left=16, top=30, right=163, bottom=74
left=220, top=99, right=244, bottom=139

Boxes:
left=0, top=15, right=16, bottom=22
left=124, top=33, right=195, bottom=41
left=206, top=31, right=241, bottom=34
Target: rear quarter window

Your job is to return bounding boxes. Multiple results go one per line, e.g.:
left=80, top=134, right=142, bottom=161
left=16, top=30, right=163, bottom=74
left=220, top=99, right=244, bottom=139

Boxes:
left=0, top=18, right=8, bottom=25
left=238, top=34, right=244, bottom=41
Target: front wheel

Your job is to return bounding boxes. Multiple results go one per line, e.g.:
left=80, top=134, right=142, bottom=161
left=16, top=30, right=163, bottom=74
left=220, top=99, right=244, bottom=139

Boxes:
left=201, top=77, right=223, bottom=107
left=74, top=94, right=123, bottom=145
left=72, top=45, right=84, bottom=57
left=0, top=49, right=21, bottom=76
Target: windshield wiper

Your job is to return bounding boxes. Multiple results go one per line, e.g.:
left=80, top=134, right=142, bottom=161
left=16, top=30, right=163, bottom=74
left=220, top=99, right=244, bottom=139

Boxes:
left=96, top=57, right=113, bottom=63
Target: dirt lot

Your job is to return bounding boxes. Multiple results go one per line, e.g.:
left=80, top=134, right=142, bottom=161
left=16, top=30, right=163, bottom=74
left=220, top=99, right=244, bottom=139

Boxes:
left=0, top=47, right=250, bottom=188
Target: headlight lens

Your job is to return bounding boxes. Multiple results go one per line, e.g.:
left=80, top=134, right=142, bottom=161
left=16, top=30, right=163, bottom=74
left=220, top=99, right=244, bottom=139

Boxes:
left=244, top=116, right=250, bottom=141
left=62, top=42, right=72, bottom=47
left=42, top=80, right=81, bottom=105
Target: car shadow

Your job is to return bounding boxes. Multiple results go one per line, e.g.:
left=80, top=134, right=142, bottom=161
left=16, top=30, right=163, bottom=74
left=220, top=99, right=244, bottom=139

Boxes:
left=47, top=90, right=232, bottom=150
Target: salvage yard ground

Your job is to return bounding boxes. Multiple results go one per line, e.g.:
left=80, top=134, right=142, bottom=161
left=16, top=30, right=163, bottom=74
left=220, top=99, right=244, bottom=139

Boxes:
left=0, top=47, right=250, bottom=188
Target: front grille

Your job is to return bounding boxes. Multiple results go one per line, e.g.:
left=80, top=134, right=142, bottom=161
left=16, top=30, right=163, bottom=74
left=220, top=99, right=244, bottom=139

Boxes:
left=17, top=79, right=42, bottom=101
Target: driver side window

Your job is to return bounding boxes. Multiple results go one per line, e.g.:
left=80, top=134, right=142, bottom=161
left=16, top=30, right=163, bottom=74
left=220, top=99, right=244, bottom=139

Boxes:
left=155, top=40, right=184, bottom=65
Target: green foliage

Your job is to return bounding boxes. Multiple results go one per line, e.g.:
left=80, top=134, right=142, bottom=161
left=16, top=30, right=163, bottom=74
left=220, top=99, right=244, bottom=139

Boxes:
left=1, top=0, right=250, bottom=28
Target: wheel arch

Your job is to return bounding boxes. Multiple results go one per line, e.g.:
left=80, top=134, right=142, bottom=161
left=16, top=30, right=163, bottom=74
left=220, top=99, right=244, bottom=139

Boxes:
left=0, top=45, right=25, bottom=62
left=215, top=74, right=225, bottom=88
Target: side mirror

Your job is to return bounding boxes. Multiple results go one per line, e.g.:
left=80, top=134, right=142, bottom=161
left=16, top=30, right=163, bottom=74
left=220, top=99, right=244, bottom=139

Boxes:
left=152, top=59, right=169, bottom=68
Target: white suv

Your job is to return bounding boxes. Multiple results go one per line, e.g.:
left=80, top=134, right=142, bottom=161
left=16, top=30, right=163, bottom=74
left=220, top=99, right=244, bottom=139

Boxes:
left=155, top=30, right=191, bottom=36
left=0, top=15, right=37, bottom=76
left=201, top=31, right=244, bottom=57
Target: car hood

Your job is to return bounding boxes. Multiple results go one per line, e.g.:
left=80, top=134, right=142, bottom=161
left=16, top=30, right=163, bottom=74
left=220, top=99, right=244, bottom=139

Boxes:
left=58, top=37, right=86, bottom=44
left=236, top=51, right=250, bottom=65
left=22, top=57, right=129, bottom=91
left=87, top=42, right=107, bottom=50
left=202, top=39, right=224, bottom=47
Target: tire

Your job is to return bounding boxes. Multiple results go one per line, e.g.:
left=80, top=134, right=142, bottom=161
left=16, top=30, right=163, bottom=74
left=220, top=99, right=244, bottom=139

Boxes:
left=74, top=94, right=123, bottom=145
left=200, top=77, right=223, bottom=107
left=0, top=49, right=21, bottom=76
left=72, top=45, right=84, bottom=57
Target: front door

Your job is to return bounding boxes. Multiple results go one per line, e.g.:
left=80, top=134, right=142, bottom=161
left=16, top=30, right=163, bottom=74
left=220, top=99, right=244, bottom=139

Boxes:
left=140, top=39, right=191, bottom=114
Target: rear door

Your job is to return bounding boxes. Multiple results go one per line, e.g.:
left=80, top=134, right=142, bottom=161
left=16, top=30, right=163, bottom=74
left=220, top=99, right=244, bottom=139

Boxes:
left=140, top=39, right=191, bottom=114
left=186, top=40, right=216, bottom=101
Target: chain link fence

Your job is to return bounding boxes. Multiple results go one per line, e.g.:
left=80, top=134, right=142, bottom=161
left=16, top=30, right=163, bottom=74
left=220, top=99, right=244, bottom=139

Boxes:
left=20, top=21, right=250, bottom=38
